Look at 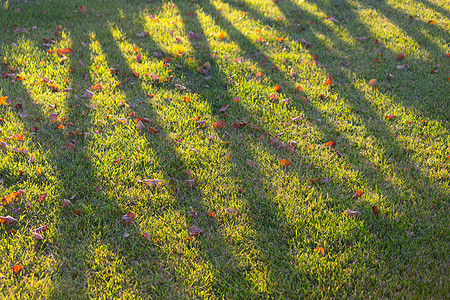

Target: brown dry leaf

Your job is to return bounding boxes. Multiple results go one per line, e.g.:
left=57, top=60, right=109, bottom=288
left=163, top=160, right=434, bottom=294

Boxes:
left=189, top=225, right=203, bottom=236
left=31, top=225, right=48, bottom=233
left=279, top=159, right=292, bottom=166
left=139, top=179, right=162, bottom=188
left=368, top=79, right=377, bottom=86
left=32, top=232, right=44, bottom=240
left=62, top=199, right=72, bottom=208
left=0, top=215, right=17, bottom=224
left=188, top=206, right=197, bottom=218
left=226, top=207, right=237, bottom=215
left=136, top=120, right=145, bottom=130
left=79, top=5, right=89, bottom=15
left=344, top=209, right=361, bottom=218
left=74, top=209, right=82, bottom=216
left=232, top=96, right=240, bottom=103
left=122, top=212, right=135, bottom=225
left=372, top=205, right=381, bottom=216
left=396, top=53, right=405, bottom=60
left=82, top=89, right=93, bottom=98
left=143, top=231, right=151, bottom=241
left=48, top=113, right=58, bottom=122
left=314, top=247, right=325, bottom=255
left=185, top=179, right=195, bottom=187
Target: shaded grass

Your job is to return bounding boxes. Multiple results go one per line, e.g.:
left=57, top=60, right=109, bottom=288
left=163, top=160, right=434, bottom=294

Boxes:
left=0, top=0, right=449, bottom=298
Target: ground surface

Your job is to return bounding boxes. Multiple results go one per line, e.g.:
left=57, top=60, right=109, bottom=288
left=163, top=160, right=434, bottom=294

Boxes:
left=0, top=0, right=449, bottom=298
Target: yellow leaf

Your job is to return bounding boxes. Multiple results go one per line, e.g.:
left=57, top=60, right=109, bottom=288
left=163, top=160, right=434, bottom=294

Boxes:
left=314, top=247, right=325, bottom=255
left=279, top=159, right=292, bottom=166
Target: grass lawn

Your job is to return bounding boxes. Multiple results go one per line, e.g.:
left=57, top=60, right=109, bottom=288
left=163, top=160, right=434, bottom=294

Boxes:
left=0, top=0, right=449, bottom=298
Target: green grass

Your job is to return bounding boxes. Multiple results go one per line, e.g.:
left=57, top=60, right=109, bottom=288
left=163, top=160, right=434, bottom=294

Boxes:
left=0, top=0, right=449, bottom=298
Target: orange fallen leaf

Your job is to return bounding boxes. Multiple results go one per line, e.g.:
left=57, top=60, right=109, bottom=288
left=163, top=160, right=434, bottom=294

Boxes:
left=183, top=97, right=192, bottom=103
left=0, top=96, right=8, bottom=105
left=149, top=127, right=160, bottom=133
left=206, top=211, right=215, bottom=218
left=276, top=37, right=285, bottom=42
left=255, top=71, right=262, bottom=78
left=385, top=114, right=394, bottom=120
left=232, top=96, right=240, bottom=103
left=117, top=117, right=127, bottom=124
left=218, top=31, right=225, bottom=40
left=372, top=205, right=381, bottom=216
left=353, top=190, right=364, bottom=198
left=37, top=193, right=47, bottom=203
left=314, top=247, right=325, bottom=255
left=74, top=209, right=82, bottom=216
left=428, top=20, right=436, bottom=24
left=13, top=265, right=22, bottom=275
left=279, top=159, right=292, bottom=166
left=273, top=85, right=281, bottom=92
left=11, top=134, right=24, bottom=142
left=368, top=79, right=377, bottom=86
left=213, top=121, right=226, bottom=129
left=326, top=141, right=336, bottom=148
left=296, top=85, right=302, bottom=92
left=91, top=83, right=103, bottom=91
left=48, top=113, right=58, bottom=122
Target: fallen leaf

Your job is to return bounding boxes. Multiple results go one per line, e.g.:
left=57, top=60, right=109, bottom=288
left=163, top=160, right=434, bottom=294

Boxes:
left=326, top=141, right=336, bottom=148
left=226, top=207, right=237, bottom=215
left=185, top=179, right=195, bottom=187
left=314, top=247, right=325, bottom=255
left=206, top=211, right=215, bottom=218
left=353, top=190, right=364, bottom=198
left=13, top=265, right=22, bottom=275
left=0, top=215, right=17, bottom=224
left=74, top=209, right=82, bottom=216
left=428, top=20, right=436, bottom=25
left=37, top=193, right=47, bottom=203
left=143, top=231, right=151, bottom=241
left=372, top=205, right=381, bottom=216
left=279, top=159, right=292, bottom=166
left=396, top=53, right=405, bottom=60
left=368, top=79, right=377, bottom=86
left=31, top=225, right=47, bottom=233
left=32, top=232, right=44, bottom=240
left=136, top=120, right=145, bottom=130
left=385, top=114, right=394, bottom=120
left=148, top=127, right=160, bottom=133
left=62, top=199, right=72, bottom=208
left=344, top=209, right=361, bottom=218
left=139, top=179, right=162, bottom=188
left=273, top=85, right=281, bottom=92
left=79, top=5, right=89, bottom=15
left=188, top=206, right=197, bottom=218
left=189, top=225, right=203, bottom=236
left=11, top=134, right=24, bottom=142
left=122, top=212, right=135, bottom=225
left=218, top=31, right=225, bottom=40
left=0, top=96, right=8, bottom=105
left=232, top=96, right=240, bottom=103
left=396, top=62, right=408, bottom=69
